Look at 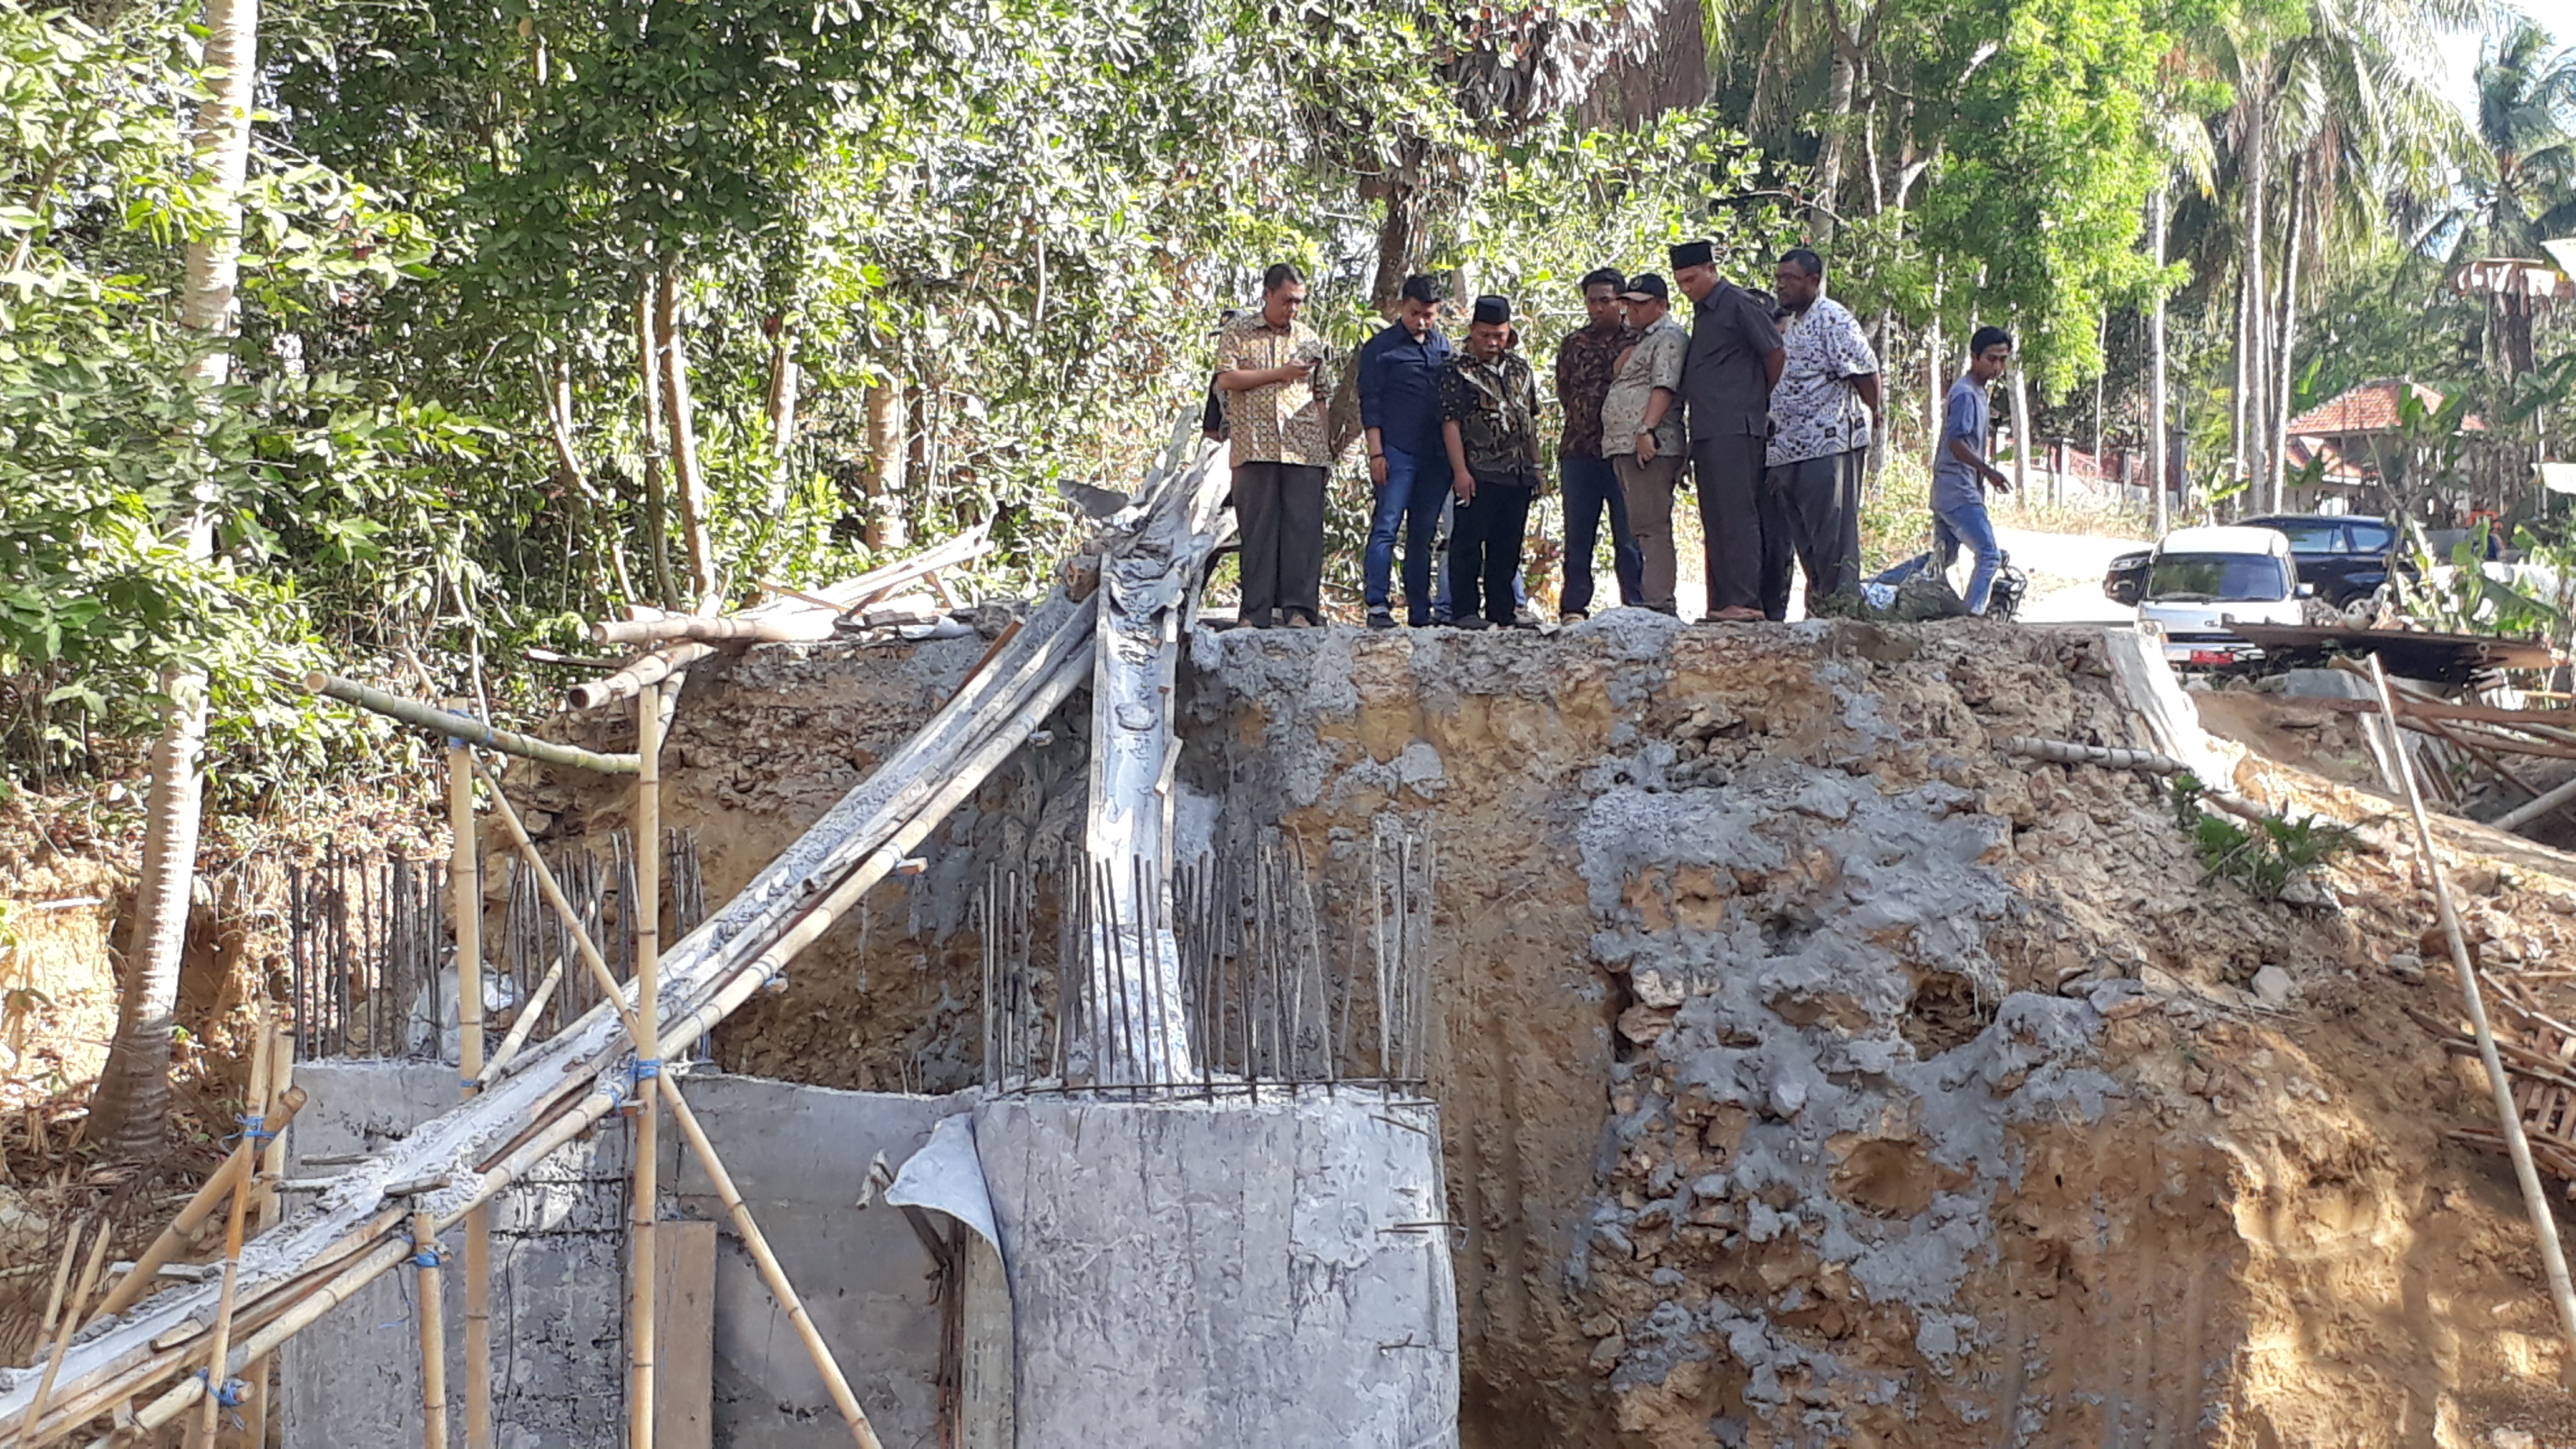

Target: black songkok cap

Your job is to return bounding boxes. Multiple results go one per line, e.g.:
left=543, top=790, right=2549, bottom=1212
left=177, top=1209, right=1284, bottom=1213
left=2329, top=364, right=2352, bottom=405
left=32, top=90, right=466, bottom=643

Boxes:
left=1668, top=239, right=1714, bottom=270
left=1618, top=274, right=1669, bottom=303
left=1471, top=294, right=1511, bottom=326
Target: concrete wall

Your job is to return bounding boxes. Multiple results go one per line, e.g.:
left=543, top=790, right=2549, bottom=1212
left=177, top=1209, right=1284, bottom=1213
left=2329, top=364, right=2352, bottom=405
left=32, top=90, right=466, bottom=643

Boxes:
left=669, top=1076, right=968, bottom=1447
left=278, top=1063, right=964, bottom=1449
left=280, top=1060, right=630, bottom=1449
left=975, top=1091, right=1460, bottom=1449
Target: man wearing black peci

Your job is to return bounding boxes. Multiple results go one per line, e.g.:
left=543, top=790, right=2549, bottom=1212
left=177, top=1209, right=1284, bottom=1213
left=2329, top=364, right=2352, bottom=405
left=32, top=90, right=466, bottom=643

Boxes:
left=1437, top=295, right=1544, bottom=631
left=1671, top=239, right=1785, bottom=622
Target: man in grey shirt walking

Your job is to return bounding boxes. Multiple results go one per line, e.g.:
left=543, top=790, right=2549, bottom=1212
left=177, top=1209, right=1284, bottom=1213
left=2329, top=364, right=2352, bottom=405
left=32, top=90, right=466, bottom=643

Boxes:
left=1671, top=240, right=1784, bottom=622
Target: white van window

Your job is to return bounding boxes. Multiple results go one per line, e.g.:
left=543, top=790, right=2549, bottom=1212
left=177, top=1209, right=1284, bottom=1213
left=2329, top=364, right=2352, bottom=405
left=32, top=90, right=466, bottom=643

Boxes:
left=2146, top=552, right=2291, bottom=602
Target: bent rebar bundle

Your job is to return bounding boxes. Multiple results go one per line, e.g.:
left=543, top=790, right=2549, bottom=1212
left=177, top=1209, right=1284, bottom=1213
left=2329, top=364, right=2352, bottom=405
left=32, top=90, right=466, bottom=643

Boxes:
left=0, top=432, right=1230, bottom=1447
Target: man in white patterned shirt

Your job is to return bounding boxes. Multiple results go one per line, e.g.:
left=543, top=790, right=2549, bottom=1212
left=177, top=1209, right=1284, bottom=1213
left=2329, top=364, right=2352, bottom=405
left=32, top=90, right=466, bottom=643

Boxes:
left=1760, top=248, right=1881, bottom=618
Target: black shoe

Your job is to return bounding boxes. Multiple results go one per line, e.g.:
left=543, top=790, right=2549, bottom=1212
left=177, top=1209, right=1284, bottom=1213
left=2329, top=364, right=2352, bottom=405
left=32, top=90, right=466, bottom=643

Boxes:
left=1453, top=615, right=1493, bottom=631
left=1367, top=608, right=1397, bottom=630
left=1244, top=610, right=1276, bottom=630
left=1407, top=612, right=1433, bottom=628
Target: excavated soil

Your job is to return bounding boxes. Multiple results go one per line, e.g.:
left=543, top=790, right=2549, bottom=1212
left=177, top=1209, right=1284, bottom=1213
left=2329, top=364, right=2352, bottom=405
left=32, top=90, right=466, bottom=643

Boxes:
left=523, top=615, right=2576, bottom=1447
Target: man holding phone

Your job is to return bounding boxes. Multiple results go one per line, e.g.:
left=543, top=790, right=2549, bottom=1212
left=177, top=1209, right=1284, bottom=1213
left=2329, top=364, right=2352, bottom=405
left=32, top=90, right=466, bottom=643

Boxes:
left=1215, top=263, right=1331, bottom=628
left=1760, top=248, right=1880, bottom=617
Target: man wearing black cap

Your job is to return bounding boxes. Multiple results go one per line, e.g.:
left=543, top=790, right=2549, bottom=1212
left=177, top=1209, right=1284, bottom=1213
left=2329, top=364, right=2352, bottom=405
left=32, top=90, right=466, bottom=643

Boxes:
left=1670, top=239, right=1785, bottom=622
left=1357, top=275, right=1455, bottom=628
left=1437, top=295, right=1543, bottom=630
left=1601, top=273, right=1689, bottom=613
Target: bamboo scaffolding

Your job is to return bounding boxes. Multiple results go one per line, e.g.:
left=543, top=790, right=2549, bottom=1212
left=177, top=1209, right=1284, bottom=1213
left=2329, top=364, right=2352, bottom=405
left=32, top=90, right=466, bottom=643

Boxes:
left=82, top=1085, right=307, bottom=1329
left=628, top=681, right=662, bottom=1449
left=17, top=1220, right=101, bottom=1449
left=2367, top=653, right=2576, bottom=1382
left=567, top=643, right=716, bottom=711
left=481, top=949, right=566, bottom=1080
left=469, top=754, right=887, bottom=1449
left=592, top=524, right=993, bottom=649
left=187, top=1002, right=274, bottom=1449
left=303, top=675, right=640, bottom=774
left=242, top=1022, right=293, bottom=1444
left=451, top=713, right=494, bottom=1449
left=412, top=1209, right=449, bottom=1449
left=0, top=476, right=1138, bottom=1439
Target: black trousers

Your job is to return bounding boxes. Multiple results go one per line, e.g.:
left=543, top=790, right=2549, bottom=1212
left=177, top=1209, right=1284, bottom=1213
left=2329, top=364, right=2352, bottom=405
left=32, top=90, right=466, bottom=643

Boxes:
left=1232, top=462, right=1327, bottom=623
left=1760, top=447, right=1867, bottom=619
left=1451, top=476, right=1533, bottom=625
left=1688, top=434, right=1767, bottom=615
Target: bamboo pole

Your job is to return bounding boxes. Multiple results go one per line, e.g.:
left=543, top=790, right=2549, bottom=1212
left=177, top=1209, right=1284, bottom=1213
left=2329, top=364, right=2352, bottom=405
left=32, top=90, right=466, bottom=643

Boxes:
left=2369, top=653, right=2576, bottom=1382
left=16, top=1219, right=94, bottom=1449
left=568, top=643, right=715, bottom=712
left=85, top=1086, right=308, bottom=1327
left=412, top=1209, right=450, bottom=1449
left=471, top=762, right=891, bottom=1449
left=659, top=1077, right=883, bottom=1449
left=481, top=949, right=567, bottom=1080
left=628, top=681, right=662, bottom=1449
left=303, top=675, right=639, bottom=774
left=449, top=712, right=495, bottom=1449
left=242, top=1021, right=293, bottom=1445
left=190, top=997, right=273, bottom=1449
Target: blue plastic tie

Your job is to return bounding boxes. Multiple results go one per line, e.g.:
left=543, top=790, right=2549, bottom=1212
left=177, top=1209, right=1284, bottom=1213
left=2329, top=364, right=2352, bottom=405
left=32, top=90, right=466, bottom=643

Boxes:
left=235, top=1111, right=275, bottom=1146
left=631, top=1058, right=661, bottom=1086
left=411, top=1240, right=448, bottom=1269
left=195, top=1370, right=248, bottom=1407
left=602, top=1077, right=628, bottom=1112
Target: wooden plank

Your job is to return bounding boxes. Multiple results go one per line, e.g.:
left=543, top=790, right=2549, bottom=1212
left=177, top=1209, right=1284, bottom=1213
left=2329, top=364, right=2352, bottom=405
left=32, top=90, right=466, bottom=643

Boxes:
left=957, top=1232, right=1015, bottom=1449
left=650, top=1219, right=716, bottom=1449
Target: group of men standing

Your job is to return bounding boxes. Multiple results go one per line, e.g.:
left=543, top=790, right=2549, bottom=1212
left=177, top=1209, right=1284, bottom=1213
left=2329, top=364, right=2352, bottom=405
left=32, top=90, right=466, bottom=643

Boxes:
left=1211, top=240, right=2006, bottom=629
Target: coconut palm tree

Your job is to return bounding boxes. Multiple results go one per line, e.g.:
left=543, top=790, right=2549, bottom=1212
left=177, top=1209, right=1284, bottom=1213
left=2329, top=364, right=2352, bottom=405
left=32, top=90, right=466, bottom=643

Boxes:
left=84, top=0, right=258, bottom=1159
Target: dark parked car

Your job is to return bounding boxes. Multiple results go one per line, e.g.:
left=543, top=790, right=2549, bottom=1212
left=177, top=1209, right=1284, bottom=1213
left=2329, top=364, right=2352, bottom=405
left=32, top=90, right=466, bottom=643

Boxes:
left=2240, top=514, right=2404, bottom=607
left=2102, top=514, right=2405, bottom=610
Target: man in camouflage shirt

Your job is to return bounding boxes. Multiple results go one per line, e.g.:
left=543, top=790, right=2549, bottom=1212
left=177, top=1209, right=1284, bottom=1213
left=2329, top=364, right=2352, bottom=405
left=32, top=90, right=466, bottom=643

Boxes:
left=1437, top=295, right=1543, bottom=631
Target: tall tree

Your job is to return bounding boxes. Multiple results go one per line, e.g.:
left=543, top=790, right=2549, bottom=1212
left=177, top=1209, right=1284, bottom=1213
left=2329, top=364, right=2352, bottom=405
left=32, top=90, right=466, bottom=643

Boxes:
left=87, top=0, right=260, bottom=1158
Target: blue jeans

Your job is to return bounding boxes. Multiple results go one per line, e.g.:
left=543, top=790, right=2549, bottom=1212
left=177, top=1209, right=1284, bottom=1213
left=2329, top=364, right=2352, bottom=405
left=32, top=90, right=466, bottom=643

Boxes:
left=1933, top=498, right=2001, bottom=615
left=1559, top=454, right=1642, bottom=616
left=1364, top=446, right=1447, bottom=621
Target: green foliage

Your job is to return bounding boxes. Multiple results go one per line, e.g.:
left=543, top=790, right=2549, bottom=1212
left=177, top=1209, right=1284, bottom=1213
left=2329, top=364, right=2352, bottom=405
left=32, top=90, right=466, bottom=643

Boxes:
left=2170, top=773, right=2359, bottom=901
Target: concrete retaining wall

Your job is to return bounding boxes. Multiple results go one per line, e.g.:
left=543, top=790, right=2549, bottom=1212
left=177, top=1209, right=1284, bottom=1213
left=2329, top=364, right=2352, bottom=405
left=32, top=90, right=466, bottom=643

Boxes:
left=277, top=1064, right=963, bottom=1449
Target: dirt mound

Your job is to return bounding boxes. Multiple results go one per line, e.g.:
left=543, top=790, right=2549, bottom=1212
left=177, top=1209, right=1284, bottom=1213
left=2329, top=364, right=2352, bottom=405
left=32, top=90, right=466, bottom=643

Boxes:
left=519, top=614, right=2576, bottom=1446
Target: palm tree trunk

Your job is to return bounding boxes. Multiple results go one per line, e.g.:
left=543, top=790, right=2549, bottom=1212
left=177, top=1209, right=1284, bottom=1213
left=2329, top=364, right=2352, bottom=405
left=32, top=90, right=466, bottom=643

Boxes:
left=2271, top=157, right=2306, bottom=514
left=2243, top=100, right=2271, bottom=509
left=2149, top=187, right=2170, bottom=537
left=87, top=0, right=258, bottom=1158
left=2230, top=266, right=2249, bottom=516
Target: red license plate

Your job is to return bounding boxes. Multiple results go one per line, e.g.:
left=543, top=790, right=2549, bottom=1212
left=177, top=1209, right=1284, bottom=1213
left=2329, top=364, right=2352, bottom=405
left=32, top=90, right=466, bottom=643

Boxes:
left=2187, top=650, right=2237, bottom=665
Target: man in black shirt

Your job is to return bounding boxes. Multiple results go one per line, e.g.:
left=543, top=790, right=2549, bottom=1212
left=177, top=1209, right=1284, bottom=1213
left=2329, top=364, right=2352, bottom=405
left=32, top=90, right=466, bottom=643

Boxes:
left=1671, top=240, right=1785, bottom=622
left=1437, top=295, right=1543, bottom=630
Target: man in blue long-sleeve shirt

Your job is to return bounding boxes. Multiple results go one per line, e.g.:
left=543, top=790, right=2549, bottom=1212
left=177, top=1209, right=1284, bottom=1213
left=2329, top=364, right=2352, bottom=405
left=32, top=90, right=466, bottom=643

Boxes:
left=1357, top=275, right=1454, bottom=628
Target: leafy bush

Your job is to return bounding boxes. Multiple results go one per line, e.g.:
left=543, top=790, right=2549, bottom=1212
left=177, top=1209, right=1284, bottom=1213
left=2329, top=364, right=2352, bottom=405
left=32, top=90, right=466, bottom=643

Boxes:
left=2169, top=773, right=2359, bottom=902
